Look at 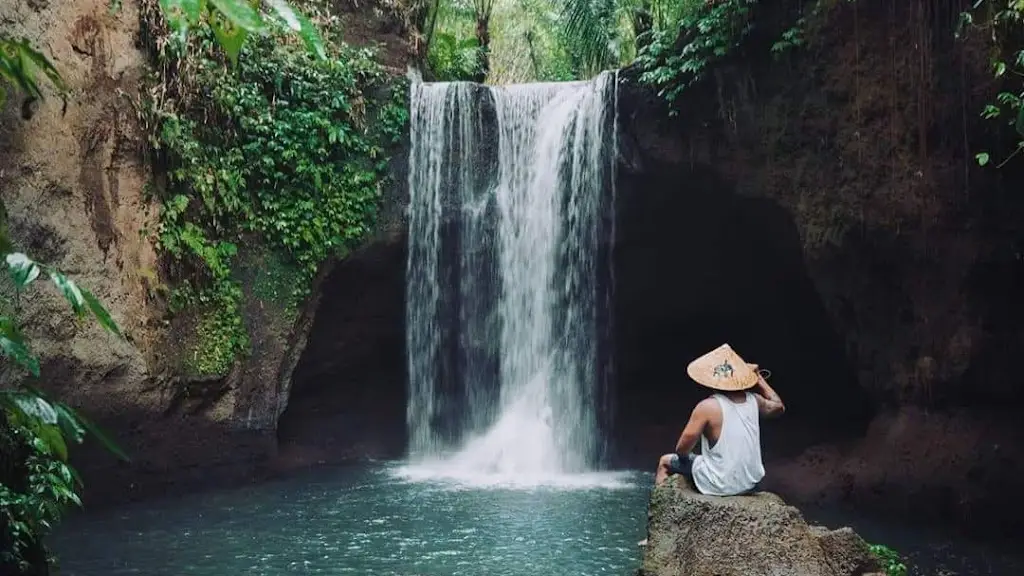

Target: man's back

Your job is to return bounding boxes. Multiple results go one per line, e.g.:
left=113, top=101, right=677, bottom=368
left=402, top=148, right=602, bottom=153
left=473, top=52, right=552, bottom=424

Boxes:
left=690, top=392, right=765, bottom=496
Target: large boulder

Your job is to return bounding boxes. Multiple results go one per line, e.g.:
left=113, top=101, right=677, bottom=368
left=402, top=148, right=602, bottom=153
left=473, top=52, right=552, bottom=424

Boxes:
left=639, top=475, right=883, bottom=576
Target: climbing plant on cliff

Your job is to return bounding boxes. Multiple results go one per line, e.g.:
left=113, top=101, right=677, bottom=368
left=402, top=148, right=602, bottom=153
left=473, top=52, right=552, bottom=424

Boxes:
left=959, top=0, right=1024, bottom=168
left=634, top=0, right=756, bottom=110
left=143, top=4, right=408, bottom=376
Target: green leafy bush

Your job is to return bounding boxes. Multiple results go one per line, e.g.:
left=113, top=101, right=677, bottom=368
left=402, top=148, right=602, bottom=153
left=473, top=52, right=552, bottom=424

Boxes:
left=146, top=20, right=408, bottom=375
left=868, top=543, right=908, bottom=576
left=429, top=31, right=483, bottom=81
left=635, top=0, right=755, bottom=111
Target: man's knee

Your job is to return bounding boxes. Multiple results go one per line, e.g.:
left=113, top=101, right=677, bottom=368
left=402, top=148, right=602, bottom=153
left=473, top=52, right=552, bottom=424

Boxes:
left=658, top=453, right=675, bottom=469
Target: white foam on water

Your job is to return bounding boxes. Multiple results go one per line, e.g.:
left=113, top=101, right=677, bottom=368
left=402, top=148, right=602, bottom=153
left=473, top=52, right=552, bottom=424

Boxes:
left=390, top=462, right=635, bottom=491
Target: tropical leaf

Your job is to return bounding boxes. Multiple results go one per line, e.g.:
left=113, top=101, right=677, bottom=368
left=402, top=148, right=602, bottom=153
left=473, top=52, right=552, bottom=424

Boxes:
left=0, top=37, right=66, bottom=105
left=560, top=0, right=619, bottom=76
left=54, top=402, right=86, bottom=444
left=208, top=0, right=266, bottom=33
left=82, top=288, right=122, bottom=337
left=0, top=391, right=58, bottom=425
left=49, top=270, right=85, bottom=315
left=0, top=38, right=39, bottom=98
left=24, top=385, right=130, bottom=462
left=6, top=252, right=41, bottom=287
left=160, top=0, right=204, bottom=26
left=1016, top=104, right=1024, bottom=138
left=35, top=422, right=68, bottom=461
left=0, top=335, right=39, bottom=376
left=0, top=316, right=40, bottom=376
left=210, top=7, right=250, bottom=66
left=74, top=408, right=130, bottom=462
left=267, top=0, right=327, bottom=59
left=16, top=39, right=68, bottom=94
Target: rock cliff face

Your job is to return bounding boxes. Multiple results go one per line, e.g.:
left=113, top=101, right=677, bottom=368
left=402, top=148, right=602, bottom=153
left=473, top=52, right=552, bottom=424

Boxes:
left=275, top=227, right=408, bottom=468
left=1, top=0, right=170, bottom=503
left=612, top=0, right=1024, bottom=539
left=3, top=0, right=1023, bottom=545
left=639, top=475, right=883, bottom=576
left=0, top=0, right=413, bottom=505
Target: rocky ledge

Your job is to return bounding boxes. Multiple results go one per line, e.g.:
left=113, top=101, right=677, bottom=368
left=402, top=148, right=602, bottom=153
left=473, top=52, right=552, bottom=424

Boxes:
left=639, top=476, right=884, bottom=576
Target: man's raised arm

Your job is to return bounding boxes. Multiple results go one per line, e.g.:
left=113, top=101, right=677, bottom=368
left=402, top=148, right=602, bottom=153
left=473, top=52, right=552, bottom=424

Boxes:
left=752, top=374, right=785, bottom=417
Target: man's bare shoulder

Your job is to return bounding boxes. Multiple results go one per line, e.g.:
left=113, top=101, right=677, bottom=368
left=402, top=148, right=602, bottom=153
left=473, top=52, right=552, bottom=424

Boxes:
left=695, top=396, right=720, bottom=416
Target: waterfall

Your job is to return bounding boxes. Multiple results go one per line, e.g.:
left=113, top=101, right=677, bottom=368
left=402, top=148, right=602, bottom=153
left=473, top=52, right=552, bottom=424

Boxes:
left=406, top=73, right=617, bottom=477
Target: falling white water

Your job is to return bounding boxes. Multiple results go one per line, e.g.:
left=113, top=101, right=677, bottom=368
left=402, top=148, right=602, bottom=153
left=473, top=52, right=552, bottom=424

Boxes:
left=405, top=73, right=617, bottom=483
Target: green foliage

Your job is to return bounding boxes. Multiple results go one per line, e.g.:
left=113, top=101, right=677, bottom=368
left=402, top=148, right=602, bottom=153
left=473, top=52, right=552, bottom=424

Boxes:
left=241, top=247, right=305, bottom=316
left=0, top=243, right=127, bottom=571
left=771, top=17, right=807, bottom=56
left=635, top=0, right=756, bottom=110
left=0, top=449, right=79, bottom=570
left=429, top=31, right=483, bottom=81
left=2, top=0, right=322, bottom=113
left=490, top=0, right=577, bottom=82
left=155, top=0, right=325, bottom=63
left=1, top=253, right=122, bottom=349
left=155, top=32, right=406, bottom=275
left=0, top=36, right=67, bottom=111
left=422, top=0, right=760, bottom=83
left=868, top=543, right=908, bottom=576
left=422, top=0, right=588, bottom=82
left=959, top=0, right=1024, bottom=168
left=1, top=30, right=132, bottom=570
left=147, top=19, right=408, bottom=374
left=559, top=0, right=639, bottom=77
left=171, top=282, right=248, bottom=377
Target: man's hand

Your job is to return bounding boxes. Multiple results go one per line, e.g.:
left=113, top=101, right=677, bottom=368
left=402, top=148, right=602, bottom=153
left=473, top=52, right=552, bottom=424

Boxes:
left=752, top=373, right=785, bottom=417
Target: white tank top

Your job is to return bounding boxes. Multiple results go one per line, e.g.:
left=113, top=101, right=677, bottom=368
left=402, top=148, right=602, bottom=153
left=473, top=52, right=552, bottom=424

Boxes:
left=691, top=392, right=765, bottom=496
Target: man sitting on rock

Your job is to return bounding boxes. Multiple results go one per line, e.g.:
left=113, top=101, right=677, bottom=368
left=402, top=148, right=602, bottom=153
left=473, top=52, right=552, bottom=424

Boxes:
left=655, top=343, right=785, bottom=494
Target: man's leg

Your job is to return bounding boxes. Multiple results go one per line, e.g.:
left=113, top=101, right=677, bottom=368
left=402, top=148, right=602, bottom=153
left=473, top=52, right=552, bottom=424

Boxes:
left=655, top=453, right=694, bottom=485
left=655, top=453, right=674, bottom=485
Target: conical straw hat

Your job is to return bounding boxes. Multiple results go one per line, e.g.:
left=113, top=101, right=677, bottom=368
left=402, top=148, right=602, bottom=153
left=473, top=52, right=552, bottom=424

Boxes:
left=686, top=344, right=759, bottom=391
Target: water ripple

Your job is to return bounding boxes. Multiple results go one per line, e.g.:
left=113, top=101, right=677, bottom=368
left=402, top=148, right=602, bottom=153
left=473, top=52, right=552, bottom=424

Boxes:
left=52, top=464, right=649, bottom=576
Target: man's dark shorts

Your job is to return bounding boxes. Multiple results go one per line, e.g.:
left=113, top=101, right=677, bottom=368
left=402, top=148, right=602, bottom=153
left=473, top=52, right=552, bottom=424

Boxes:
left=668, top=452, right=761, bottom=495
left=667, top=453, right=696, bottom=479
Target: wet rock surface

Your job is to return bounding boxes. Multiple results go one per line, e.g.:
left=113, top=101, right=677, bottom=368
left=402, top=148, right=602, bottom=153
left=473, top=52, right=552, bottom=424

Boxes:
left=639, top=475, right=882, bottom=576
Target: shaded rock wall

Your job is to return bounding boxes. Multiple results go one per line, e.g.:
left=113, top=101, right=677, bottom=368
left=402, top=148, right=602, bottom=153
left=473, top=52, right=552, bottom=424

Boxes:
left=610, top=160, right=873, bottom=465
left=276, top=228, right=408, bottom=466
left=613, top=0, right=1024, bottom=539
